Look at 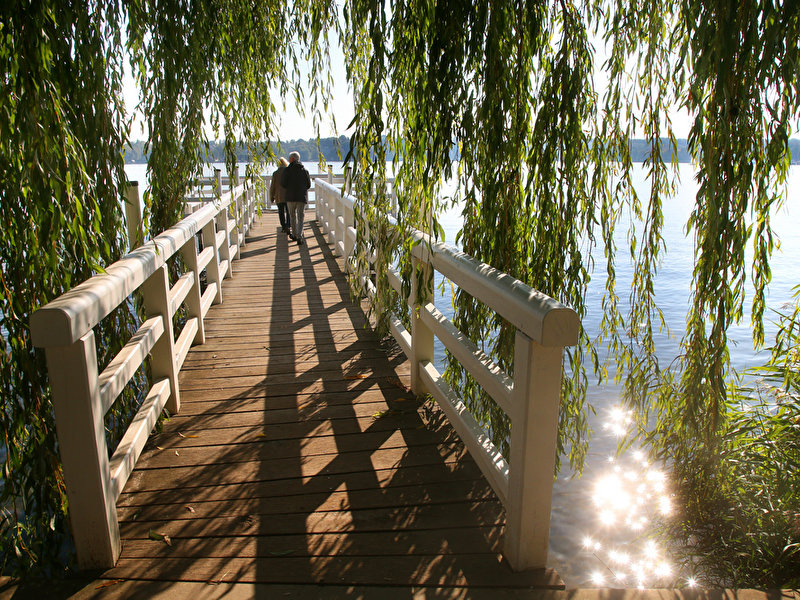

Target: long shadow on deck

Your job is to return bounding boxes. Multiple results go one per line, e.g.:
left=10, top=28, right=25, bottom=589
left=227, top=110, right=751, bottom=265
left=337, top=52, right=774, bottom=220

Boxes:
left=107, top=214, right=553, bottom=595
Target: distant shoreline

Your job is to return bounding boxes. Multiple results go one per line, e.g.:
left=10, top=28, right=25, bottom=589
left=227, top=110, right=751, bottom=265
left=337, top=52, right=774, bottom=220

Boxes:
left=123, top=136, right=800, bottom=165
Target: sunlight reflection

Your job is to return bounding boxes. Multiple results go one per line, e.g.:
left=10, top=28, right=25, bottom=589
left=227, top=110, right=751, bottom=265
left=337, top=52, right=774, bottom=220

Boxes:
left=580, top=404, right=683, bottom=588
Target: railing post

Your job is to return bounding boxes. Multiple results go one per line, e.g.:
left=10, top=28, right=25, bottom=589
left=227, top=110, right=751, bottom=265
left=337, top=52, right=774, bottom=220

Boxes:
left=202, top=217, right=223, bottom=304
left=141, top=264, right=181, bottom=414
left=322, top=179, right=330, bottom=233
left=247, top=185, right=255, bottom=233
left=390, top=179, right=398, bottom=217
left=217, top=205, right=232, bottom=279
left=329, top=189, right=339, bottom=249
left=234, top=166, right=246, bottom=252
left=214, top=169, right=233, bottom=279
left=179, top=237, right=206, bottom=345
left=320, top=168, right=332, bottom=222
left=344, top=200, right=355, bottom=267
left=504, top=330, right=563, bottom=571
left=45, top=331, right=120, bottom=569
left=125, top=181, right=143, bottom=251
left=335, top=193, right=346, bottom=254
left=409, top=254, right=434, bottom=395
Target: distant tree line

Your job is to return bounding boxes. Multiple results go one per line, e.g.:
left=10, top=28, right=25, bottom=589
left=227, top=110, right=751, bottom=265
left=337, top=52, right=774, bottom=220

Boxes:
left=123, top=136, right=351, bottom=164
left=125, top=136, right=800, bottom=165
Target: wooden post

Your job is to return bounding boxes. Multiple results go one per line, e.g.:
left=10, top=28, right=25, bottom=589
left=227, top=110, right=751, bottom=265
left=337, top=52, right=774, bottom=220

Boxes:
left=214, top=169, right=232, bottom=279
left=321, top=168, right=332, bottom=222
left=344, top=199, right=355, bottom=267
left=245, top=186, right=253, bottom=241
left=390, top=179, right=398, bottom=217
left=409, top=255, right=434, bottom=395
left=125, top=181, right=143, bottom=251
left=329, top=189, right=338, bottom=249
left=141, top=264, right=180, bottom=414
left=322, top=178, right=330, bottom=232
left=232, top=166, right=244, bottom=253
left=214, top=168, right=222, bottom=198
left=202, top=218, right=223, bottom=304
left=179, top=237, right=206, bottom=345
left=337, top=192, right=346, bottom=252
left=217, top=206, right=232, bottom=279
left=45, top=331, right=120, bottom=569
left=504, top=331, right=563, bottom=571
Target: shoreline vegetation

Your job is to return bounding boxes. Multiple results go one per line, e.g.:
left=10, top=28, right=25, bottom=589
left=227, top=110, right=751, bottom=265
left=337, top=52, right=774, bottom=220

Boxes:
left=123, top=136, right=800, bottom=165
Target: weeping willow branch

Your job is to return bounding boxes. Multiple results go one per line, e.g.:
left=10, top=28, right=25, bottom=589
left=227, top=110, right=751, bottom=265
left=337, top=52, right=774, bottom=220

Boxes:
left=343, top=0, right=800, bottom=479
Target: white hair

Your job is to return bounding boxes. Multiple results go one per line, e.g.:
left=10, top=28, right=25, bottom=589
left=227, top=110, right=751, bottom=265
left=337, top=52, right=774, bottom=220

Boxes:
left=289, top=151, right=301, bottom=162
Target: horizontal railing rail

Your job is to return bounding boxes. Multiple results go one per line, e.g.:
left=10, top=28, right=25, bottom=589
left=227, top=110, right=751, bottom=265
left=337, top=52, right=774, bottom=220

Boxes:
left=314, top=176, right=579, bottom=572
left=30, top=178, right=259, bottom=569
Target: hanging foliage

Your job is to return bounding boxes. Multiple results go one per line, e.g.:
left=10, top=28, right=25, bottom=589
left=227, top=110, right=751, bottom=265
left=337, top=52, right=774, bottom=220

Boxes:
left=2, top=0, right=799, bottom=584
left=0, top=0, right=337, bottom=574
left=0, top=0, right=135, bottom=572
left=343, top=0, right=799, bottom=475
left=128, top=0, right=339, bottom=234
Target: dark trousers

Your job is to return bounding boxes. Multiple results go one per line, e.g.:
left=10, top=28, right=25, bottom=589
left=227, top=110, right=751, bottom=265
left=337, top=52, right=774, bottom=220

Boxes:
left=277, top=202, right=291, bottom=230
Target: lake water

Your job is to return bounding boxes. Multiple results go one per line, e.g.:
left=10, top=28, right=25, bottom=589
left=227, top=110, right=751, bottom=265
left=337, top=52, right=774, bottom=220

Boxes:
left=125, top=161, right=800, bottom=587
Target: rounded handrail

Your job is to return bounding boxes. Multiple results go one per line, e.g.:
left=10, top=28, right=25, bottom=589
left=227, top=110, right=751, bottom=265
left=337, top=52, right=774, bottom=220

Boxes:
left=31, top=189, right=237, bottom=348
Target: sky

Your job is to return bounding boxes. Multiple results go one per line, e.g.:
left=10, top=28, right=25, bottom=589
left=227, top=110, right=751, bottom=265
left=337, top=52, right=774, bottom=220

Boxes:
left=121, top=28, right=700, bottom=143
left=123, top=40, right=355, bottom=142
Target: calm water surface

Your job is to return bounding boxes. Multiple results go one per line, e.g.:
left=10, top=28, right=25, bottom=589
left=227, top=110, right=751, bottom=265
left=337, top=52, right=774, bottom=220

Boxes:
left=427, top=163, right=800, bottom=586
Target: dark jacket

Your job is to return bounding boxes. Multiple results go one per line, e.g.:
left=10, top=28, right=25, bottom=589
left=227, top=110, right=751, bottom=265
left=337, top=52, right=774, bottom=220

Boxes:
left=270, top=165, right=287, bottom=203
left=281, top=160, right=311, bottom=203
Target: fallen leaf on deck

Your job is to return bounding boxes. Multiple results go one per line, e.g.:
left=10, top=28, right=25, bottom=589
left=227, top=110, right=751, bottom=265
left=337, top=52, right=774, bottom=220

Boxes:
left=177, top=432, right=199, bottom=438
left=344, top=374, right=369, bottom=380
left=256, top=433, right=267, bottom=438
left=372, top=411, right=386, bottom=418
left=148, top=529, right=172, bottom=546
left=95, top=580, right=124, bottom=589
left=184, top=505, right=195, bottom=513
left=208, top=570, right=230, bottom=585
left=175, top=450, right=180, bottom=456
left=385, top=377, right=410, bottom=392
left=155, top=446, right=164, bottom=451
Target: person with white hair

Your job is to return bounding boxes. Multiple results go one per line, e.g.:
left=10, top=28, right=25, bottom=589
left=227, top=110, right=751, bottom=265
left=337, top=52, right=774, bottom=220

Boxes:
left=269, top=156, right=290, bottom=234
left=280, top=151, right=311, bottom=245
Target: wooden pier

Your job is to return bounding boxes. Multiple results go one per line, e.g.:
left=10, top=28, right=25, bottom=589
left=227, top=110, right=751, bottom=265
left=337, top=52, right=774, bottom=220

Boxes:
left=22, top=179, right=796, bottom=599
left=97, top=211, right=561, bottom=592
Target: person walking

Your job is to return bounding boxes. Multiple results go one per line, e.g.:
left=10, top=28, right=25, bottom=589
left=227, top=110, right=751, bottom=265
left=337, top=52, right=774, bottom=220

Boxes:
left=281, top=151, right=311, bottom=245
left=269, top=157, right=291, bottom=234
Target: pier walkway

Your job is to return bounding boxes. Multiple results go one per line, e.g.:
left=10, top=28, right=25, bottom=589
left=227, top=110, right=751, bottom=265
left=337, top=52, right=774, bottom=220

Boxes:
left=97, top=210, right=560, bottom=593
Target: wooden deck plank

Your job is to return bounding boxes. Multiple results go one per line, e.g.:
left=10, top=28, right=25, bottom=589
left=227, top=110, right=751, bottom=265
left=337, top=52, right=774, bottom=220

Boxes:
left=107, top=556, right=562, bottom=588
left=106, top=210, right=562, bottom=590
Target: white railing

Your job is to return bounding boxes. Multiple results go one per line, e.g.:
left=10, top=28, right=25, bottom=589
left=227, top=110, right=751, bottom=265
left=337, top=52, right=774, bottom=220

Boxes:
left=30, top=180, right=259, bottom=569
left=185, top=167, right=256, bottom=254
left=315, top=177, right=579, bottom=572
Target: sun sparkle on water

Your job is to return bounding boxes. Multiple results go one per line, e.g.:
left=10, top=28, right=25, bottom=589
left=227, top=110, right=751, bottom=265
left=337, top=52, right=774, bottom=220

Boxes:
left=579, top=404, right=682, bottom=588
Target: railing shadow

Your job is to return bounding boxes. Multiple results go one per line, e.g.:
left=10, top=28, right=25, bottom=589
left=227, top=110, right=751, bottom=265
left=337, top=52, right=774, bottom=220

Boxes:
left=107, top=213, right=523, bottom=594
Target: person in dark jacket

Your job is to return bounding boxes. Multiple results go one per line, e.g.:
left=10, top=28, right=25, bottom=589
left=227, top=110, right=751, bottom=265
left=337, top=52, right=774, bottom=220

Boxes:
left=281, top=151, right=311, bottom=245
left=269, top=156, right=290, bottom=234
